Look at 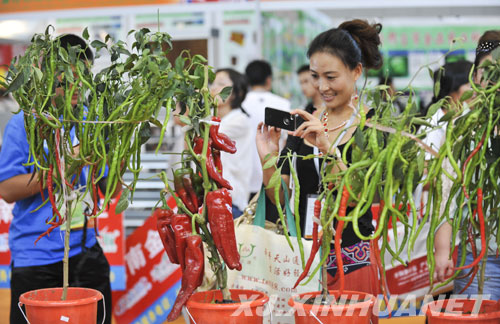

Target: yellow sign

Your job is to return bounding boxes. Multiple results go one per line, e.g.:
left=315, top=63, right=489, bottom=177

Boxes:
left=0, top=0, right=181, bottom=15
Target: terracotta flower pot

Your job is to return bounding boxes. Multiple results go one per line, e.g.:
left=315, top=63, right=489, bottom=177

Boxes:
left=185, top=289, right=269, bottom=324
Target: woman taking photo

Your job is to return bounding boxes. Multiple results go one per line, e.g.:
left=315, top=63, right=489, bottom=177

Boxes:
left=256, top=19, right=383, bottom=321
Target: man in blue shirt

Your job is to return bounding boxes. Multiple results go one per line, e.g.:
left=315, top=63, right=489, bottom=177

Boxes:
left=0, top=34, right=114, bottom=324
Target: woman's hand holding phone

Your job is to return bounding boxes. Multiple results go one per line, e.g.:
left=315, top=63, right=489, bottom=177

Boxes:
left=289, top=109, right=331, bottom=154
left=256, top=122, right=281, bottom=164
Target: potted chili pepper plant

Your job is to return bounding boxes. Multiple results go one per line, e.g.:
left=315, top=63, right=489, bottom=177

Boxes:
left=0, top=26, right=229, bottom=323
left=152, top=57, right=269, bottom=322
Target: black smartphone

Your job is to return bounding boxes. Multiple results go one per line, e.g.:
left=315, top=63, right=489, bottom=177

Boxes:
left=264, top=107, right=305, bottom=131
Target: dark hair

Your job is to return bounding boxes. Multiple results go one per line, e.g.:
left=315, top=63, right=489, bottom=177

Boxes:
left=307, top=19, right=382, bottom=71
left=216, top=68, right=248, bottom=110
left=432, top=60, right=473, bottom=103
left=474, top=30, right=500, bottom=67
left=57, top=34, right=94, bottom=63
left=245, top=60, right=272, bottom=86
left=296, top=64, right=310, bottom=74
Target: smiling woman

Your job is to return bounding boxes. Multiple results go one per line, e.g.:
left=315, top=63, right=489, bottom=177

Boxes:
left=256, top=18, right=383, bottom=324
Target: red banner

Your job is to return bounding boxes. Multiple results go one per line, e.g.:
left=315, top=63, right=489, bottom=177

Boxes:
left=112, top=196, right=181, bottom=324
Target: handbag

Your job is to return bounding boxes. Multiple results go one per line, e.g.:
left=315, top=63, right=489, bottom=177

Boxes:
left=227, top=181, right=320, bottom=323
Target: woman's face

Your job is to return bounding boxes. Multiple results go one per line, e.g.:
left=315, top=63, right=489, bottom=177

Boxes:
left=309, top=52, right=362, bottom=110
left=210, top=71, right=233, bottom=107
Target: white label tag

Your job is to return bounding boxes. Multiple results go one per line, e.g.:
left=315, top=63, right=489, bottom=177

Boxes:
left=304, top=194, right=322, bottom=238
left=60, top=315, right=69, bottom=322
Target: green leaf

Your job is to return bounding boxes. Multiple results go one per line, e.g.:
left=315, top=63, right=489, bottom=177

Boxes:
left=139, top=122, right=152, bottom=145
left=91, top=40, right=107, bottom=52
left=32, top=67, right=43, bottom=82
left=82, top=27, right=89, bottom=41
left=426, top=101, right=441, bottom=118
left=192, top=54, right=207, bottom=63
left=266, top=168, right=282, bottom=190
left=175, top=55, right=185, bottom=73
left=263, top=155, right=278, bottom=170
left=459, top=90, right=473, bottom=102
left=148, top=118, right=162, bottom=128
left=5, top=70, right=26, bottom=94
left=178, top=115, right=191, bottom=126
left=115, top=187, right=130, bottom=214
left=354, top=128, right=365, bottom=151
left=438, top=110, right=456, bottom=123
left=219, top=86, right=232, bottom=102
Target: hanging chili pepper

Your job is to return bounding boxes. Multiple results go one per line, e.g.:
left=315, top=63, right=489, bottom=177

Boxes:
left=462, top=133, right=486, bottom=199
left=173, top=168, right=197, bottom=213
left=167, top=235, right=204, bottom=322
left=193, top=137, right=232, bottom=190
left=293, top=199, right=321, bottom=289
left=206, top=188, right=241, bottom=270
left=171, top=214, right=192, bottom=270
left=182, top=171, right=200, bottom=210
left=212, top=149, right=223, bottom=173
left=35, top=164, right=63, bottom=244
left=455, top=188, right=486, bottom=271
left=155, top=208, right=179, bottom=264
left=209, top=116, right=236, bottom=153
left=335, top=186, right=350, bottom=295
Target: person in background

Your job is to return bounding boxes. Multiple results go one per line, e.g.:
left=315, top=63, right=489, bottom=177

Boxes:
left=0, top=34, right=114, bottom=324
left=434, top=30, right=500, bottom=299
left=257, top=19, right=383, bottom=323
left=210, top=68, right=252, bottom=218
left=242, top=60, right=291, bottom=199
left=0, top=89, right=19, bottom=149
left=297, top=64, right=323, bottom=112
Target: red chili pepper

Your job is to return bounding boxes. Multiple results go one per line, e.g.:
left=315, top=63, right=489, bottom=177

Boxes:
left=462, top=133, right=486, bottom=199
left=193, top=137, right=232, bottom=190
left=335, top=186, right=349, bottom=295
left=182, top=174, right=200, bottom=210
left=35, top=164, right=63, bottom=244
left=293, top=199, right=322, bottom=289
left=173, top=168, right=197, bottom=213
left=171, top=214, right=192, bottom=270
left=455, top=188, right=486, bottom=271
left=39, top=178, right=45, bottom=202
left=167, top=235, right=204, bottom=322
left=155, top=208, right=179, bottom=264
left=209, top=116, right=237, bottom=154
left=206, top=188, right=241, bottom=270
left=212, top=149, right=223, bottom=174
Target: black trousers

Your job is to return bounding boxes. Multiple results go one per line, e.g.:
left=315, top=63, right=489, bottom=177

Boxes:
left=10, top=243, right=111, bottom=324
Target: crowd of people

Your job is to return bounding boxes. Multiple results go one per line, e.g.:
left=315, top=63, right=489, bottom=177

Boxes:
left=0, top=17, right=499, bottom=324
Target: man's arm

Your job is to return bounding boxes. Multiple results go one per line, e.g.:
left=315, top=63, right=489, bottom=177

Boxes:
left=0, top=173, right=41, bottom=203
